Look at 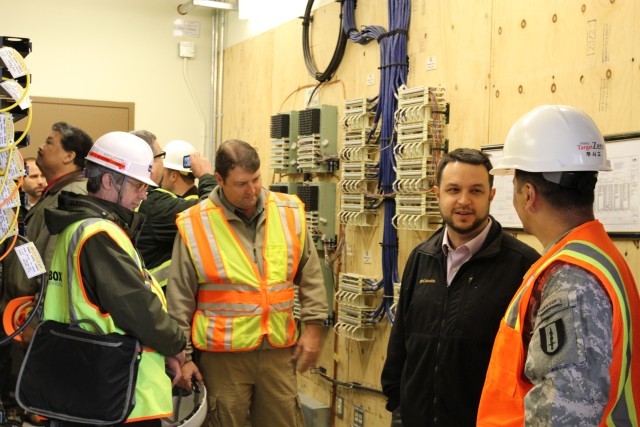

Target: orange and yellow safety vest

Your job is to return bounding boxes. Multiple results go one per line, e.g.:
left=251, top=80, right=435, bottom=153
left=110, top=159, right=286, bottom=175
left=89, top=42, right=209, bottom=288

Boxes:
left=477, top=220, right=640, bottom=426
left=176, top=191, right=306, bottom=352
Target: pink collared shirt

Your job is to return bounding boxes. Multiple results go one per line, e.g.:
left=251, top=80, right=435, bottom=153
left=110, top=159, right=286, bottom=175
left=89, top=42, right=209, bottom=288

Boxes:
left=442, top=218, right=492, bottom=285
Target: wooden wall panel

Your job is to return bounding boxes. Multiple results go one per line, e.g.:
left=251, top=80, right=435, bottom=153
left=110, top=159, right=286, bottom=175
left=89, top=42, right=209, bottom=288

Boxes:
left=222, top=2, right=640, bottom=426
left=407, top=0, right=493, bottom=148
left=221, top=33, right=274, bottom=181
left=489, top=0, right=637, bottom=143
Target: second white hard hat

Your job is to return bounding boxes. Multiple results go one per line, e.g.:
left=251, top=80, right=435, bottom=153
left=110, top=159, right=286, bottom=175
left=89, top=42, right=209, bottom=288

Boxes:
left=86, top=132, right=157, bottom=186
left=163, top=140, right=196, bottom=173
left=490, top=105, right=612, bottom=175
left=161, top=383, right=207, bottom=427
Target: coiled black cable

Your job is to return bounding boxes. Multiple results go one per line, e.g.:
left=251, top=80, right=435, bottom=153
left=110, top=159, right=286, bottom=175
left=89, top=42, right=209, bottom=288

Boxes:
left=302, top=0, right=349, bottom=83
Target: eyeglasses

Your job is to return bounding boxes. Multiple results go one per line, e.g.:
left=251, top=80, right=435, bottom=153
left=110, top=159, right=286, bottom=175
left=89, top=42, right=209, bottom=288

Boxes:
left=129, top=180, right=149, bottom=194
left=154, top=151, right=166, bottom=160
left=109, top=173, right=149, bottom=194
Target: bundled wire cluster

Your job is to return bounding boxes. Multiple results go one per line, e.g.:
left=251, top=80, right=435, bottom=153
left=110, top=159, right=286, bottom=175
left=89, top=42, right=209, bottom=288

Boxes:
left=341, top=0, right=410, bottom=324
left=302, top=0, right=349, bottom=84
left=0, top=37, right=45, bottom=349
left=0, top=38, right=33, bottom=260
left=393, top=85, right=448, bottom=231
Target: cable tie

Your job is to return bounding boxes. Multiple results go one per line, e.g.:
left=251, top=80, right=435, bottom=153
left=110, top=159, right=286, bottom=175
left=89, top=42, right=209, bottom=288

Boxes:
left=378, top=62, right=409, bottom=70
left=376, top=28, right=408, bottom=41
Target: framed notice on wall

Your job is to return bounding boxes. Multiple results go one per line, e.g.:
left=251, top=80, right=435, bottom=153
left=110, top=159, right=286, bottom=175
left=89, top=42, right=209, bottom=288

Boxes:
left=482, top=133, right=640, bottom=236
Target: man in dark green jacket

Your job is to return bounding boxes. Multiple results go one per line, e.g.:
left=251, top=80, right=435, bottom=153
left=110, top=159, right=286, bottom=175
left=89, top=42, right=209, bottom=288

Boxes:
left=131, top=131, right=216, bottom=290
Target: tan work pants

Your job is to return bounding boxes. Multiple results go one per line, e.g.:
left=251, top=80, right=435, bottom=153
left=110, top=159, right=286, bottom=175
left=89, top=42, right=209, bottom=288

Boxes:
left=199, top=346, right=305, bottom=427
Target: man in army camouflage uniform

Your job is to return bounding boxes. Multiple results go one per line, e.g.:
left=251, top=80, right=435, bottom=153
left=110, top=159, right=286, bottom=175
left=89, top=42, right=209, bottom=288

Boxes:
left=477, top=105, right=640, bottom=426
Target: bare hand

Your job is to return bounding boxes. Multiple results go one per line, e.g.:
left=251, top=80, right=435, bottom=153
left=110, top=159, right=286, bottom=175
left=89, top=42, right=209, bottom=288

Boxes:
left=291, top=323, right=323, bottom=373
left=178, top=360, right=204, bottom=390
left=165, top=354, right=184, bottom=386
left=189, top=152, right=213, bottom=178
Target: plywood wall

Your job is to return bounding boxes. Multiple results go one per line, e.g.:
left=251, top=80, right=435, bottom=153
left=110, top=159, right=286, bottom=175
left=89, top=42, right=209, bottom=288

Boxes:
left=221, top=1, right=640, bottom=426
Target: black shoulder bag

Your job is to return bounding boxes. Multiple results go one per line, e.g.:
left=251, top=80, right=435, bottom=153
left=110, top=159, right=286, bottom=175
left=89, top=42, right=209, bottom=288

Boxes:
left=16, top=294, right=142, bottom=424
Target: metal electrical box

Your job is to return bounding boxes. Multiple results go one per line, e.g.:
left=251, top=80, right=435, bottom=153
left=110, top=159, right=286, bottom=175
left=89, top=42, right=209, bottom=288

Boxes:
left=270, top=111, right=299, bottom=174
left=297, top=105, right=338, bottom=173
left=299, top=393, right=329, bottom=427
left=296, top=182, right=336, bottom=251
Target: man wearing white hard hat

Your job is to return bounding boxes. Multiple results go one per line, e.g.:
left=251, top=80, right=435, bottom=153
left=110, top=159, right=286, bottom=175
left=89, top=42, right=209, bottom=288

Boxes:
left=135, top=137, right=216, bottom=291
left=40, top=131, right=187, bottom=426
left=477, top=106, right=640, bottom=426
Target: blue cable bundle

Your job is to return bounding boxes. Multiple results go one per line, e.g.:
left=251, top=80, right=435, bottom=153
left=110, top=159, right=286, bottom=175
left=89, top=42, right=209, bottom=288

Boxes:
left=342, top=0, right=410, bottom=324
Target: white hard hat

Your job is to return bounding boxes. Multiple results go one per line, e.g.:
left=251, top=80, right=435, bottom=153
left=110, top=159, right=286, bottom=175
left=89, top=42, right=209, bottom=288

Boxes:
left=163, top=140, right=196, bottom=173
left=491, top=105, right=612, bottom=176
left=161, top=383, right=207, bottom=427
left=86, top=132, right=157, bottom=186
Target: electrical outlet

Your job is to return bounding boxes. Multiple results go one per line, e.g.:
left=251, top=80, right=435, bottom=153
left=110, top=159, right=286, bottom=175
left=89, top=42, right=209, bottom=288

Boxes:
left=354, top=406, right=364, bottom=427
left=179, top=41, right=195, bottom=58
left=336, top=396, right=344, bottom=418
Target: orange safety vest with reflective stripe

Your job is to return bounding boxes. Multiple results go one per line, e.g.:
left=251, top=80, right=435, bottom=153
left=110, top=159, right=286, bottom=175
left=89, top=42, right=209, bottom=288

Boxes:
left=477, top=220, right=640, bottom=426
left=44, top=218, right=173, bottom=422
left=176, top=191, right=305, bottom=352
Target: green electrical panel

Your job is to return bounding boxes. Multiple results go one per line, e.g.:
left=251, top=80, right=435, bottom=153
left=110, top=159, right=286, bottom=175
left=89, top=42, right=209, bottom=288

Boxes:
left=270, top=111, right=299, bottom=174
left=268, top=182, right=300, bottom=195
left=296, top=105, right=338, bottom=173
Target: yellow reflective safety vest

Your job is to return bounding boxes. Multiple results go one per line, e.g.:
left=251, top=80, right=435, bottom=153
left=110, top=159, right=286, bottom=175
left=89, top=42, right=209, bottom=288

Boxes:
left=176, top=191, right=305, bottom=352
left=44, top=218, right=173, bottom=422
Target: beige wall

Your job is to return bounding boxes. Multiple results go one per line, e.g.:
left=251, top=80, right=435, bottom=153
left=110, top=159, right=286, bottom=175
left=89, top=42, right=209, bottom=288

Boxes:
left=220, top=1, right=640, bottom=426
left=2, top=0, right=214, bottom=152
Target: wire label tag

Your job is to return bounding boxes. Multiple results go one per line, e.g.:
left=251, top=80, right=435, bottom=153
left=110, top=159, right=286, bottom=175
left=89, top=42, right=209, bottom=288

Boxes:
left=0, top=79, right=31, bottom=110
left=0, top=113, right=14, bottom=148
left=0, top=208, right=17, bottom=238
left=15, top=242, right=46, bottom=279
left=0, top=47, right=28, bottom=79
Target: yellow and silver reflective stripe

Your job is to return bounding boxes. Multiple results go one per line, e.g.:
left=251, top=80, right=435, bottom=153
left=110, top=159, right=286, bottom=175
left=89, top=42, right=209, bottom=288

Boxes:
left=562, top=241, right=635, bottom=424
left=198, top=303, right=263, bottom=315
left=149, top=260, right=171, bottom=287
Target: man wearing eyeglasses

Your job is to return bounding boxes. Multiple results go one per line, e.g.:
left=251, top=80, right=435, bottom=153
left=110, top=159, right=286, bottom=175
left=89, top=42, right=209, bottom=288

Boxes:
left=2, top=122, right=93, bottom=325
left=130, top=131, right=217, bottom=291
left=38, top=131, right=187, bottom=426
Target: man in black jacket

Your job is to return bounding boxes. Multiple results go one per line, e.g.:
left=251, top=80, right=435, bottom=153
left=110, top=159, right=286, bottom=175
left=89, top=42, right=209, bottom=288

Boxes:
left=381, top=148, right=540, bottom=427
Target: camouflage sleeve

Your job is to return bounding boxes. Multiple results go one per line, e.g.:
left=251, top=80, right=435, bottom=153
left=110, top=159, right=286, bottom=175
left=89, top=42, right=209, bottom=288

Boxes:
left=523, top=262, right=613, bottom=426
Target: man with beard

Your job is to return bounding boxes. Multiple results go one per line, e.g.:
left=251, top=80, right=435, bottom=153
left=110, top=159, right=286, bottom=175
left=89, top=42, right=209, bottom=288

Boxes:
left=381, top=148, right=540, bottom=427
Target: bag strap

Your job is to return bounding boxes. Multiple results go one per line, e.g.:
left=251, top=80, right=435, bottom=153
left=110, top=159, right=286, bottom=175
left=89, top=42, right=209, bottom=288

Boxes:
left=69, top=318, right=106, bottom=335
left=64, top=218, right=110, bottom=333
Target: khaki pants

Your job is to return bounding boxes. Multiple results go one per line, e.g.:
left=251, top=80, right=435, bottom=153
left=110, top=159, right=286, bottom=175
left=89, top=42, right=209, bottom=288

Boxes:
left=199, top=347, right=305, bottom=427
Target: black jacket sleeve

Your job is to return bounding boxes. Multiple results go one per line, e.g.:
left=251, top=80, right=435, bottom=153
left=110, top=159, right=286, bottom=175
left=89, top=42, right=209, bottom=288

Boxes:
left=381, top=247, right=421, bottom=411
left=142, top=175, right=216, bottom=244
left=79, top=231, right=186, bottom=356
